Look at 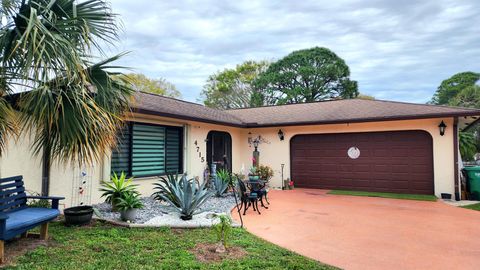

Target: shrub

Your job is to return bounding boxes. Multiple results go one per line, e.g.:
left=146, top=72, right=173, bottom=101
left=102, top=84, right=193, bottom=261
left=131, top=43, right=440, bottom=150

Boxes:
left=27, top=191, right=51, bottom=208
left=100, top=172, right=138, bottom=209
left=212, top=169, right=230, bottom=197
left=257, top=165, right=274, bottom=181
left=213, top=214, right=232, bottom=249
left=157, top=174, right=214, bottom=220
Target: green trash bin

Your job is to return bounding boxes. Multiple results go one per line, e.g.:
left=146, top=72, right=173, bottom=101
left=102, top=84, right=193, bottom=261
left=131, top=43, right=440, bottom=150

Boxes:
left=463, top=166, right=480, bottom=200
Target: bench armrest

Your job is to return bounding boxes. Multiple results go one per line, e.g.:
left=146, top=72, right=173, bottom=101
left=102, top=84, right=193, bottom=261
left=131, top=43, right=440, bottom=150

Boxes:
left=0, top=214, right=9, bottom=221
left=26, top=196, right=65, bottom=200
left=26, top=196, right=65, bottom=209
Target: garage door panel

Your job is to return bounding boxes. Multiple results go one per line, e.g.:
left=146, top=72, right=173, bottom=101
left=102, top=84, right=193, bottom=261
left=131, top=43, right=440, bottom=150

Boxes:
left=291, top=131, right=434, bottom=195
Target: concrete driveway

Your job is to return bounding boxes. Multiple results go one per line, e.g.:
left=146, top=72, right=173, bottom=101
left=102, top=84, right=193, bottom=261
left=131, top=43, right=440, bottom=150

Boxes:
left=233, top=189, right=480, bottom=270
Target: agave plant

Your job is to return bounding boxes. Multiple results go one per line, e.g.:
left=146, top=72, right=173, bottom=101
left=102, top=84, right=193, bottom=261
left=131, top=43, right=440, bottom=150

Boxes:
left=213, top=169, right=230, bottom=197
left=158, top=175, right=214, bottom=220
left=100, top=172, right=138, bottom=209
left=152, top=174, right=185, bottom=207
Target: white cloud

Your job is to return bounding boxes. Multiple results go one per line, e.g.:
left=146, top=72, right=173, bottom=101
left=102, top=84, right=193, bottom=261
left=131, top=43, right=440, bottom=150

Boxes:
left=109, top=0, right=480, bottom=103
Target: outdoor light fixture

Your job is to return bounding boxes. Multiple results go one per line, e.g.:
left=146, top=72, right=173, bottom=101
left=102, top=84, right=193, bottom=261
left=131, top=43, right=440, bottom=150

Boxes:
left=253, top=139, right=260, bottom=151
left=439, top=121, right=447, bottom=136
left=278, top=129, right=285, bottom=141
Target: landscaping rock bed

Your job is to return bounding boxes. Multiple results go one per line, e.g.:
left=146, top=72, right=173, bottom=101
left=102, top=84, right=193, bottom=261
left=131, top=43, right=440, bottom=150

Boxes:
left=93, top=193, right=238, bottom=227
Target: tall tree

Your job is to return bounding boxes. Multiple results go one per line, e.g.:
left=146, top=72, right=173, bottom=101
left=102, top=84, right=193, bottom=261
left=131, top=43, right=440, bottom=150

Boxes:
left=430, top=72, right=480, bottom=105
left=431, top=73, right=480, bottom=161
left=449, top=85, right=480, bottom=108
left=0, top=0, right=133, bottom=193
left=200, top=60, right=269, bottom=109
left=125, top=73, right=181, bottom=98
left=252, top=47, right=358, bottom=106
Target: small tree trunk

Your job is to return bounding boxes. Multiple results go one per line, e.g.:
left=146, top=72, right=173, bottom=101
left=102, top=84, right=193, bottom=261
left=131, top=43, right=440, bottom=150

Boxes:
left=41, top=143, right=51, bottom=196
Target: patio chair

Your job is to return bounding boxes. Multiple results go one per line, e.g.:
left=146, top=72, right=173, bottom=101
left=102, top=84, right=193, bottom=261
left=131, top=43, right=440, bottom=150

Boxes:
left=237, top=179, right=261, bottom=215
left=248, top=179, right=269, bottom=209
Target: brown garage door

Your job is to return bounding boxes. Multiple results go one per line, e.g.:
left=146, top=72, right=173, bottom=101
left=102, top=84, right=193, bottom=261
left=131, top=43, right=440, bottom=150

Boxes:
left=290, top=131, right=434, bottom=194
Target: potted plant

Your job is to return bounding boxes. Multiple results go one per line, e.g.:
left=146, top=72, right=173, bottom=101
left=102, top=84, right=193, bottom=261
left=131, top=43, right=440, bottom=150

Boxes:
left=257, top=165, right=274, bottom=182
left=248, top=166, right=260, bottom=181
left=116, top=192, right=143, bottom=221
left=288, top=180, right=295, bottom=190
left=99, top=172, right=138, bottom=211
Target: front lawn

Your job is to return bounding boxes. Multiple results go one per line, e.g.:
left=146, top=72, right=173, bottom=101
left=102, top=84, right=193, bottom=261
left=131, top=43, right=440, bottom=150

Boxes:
left=6, top=222, right=336, bottom=270
left=328, top=190, right=437, bottom=201
left=461, top=203, right=480, bottom=211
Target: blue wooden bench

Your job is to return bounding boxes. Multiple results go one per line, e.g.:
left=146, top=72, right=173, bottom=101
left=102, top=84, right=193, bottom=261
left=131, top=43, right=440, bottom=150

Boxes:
left=0, top=175, right=64, bottom=263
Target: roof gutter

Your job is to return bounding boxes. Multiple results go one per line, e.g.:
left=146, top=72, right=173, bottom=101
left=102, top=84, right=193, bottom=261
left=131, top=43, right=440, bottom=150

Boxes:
left=134, top=107, right=480, bottom=129
left=242, top=112, right=480, bottom=128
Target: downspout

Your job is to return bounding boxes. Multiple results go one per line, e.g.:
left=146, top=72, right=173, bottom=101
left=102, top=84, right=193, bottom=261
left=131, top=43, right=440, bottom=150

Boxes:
left=453, top=117, right=460, bottom=201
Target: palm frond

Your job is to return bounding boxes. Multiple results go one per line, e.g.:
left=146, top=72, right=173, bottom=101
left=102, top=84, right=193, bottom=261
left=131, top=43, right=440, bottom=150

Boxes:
left=17, top=56, right=134, bottom=164
left=0, top=96, right=18, bottom=154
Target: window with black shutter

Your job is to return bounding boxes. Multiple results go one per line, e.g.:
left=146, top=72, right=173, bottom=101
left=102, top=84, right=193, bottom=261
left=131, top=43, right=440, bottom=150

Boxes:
left=110, top=122, right=183, bottom=177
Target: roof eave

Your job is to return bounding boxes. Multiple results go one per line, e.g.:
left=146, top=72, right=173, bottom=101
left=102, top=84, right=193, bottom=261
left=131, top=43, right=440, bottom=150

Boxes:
left=133, top=107, right=480, bottom=129
left=243, top=112, right=480, bottom=128
left=134, top=108, right=245, bottom=128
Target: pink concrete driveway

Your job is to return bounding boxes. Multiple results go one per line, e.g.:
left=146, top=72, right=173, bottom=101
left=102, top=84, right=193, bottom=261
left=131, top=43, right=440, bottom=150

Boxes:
left=233, top=189, right=480, bottom=270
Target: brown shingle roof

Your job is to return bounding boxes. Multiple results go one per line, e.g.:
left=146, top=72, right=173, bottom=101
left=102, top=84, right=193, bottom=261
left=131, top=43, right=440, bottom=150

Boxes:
left=133, top=92, right=480, bottom=127
left=133, top=92, right=245, bottom=126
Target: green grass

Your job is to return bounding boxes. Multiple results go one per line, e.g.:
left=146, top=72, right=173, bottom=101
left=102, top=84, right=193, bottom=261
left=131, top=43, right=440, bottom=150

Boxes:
left=328, top=190, right=437, bottom=201
left=461, top=203, right=480, bottom=211
left=5, top=222, right=336, bottom=270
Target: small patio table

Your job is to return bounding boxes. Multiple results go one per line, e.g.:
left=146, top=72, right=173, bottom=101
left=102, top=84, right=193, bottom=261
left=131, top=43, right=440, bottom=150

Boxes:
left=247, top=179, right=270, bottom=209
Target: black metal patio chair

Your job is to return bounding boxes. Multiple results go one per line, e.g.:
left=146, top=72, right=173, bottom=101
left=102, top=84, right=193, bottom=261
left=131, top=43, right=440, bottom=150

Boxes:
left=237, top=179, right=261, bottom=215
left=248, top=179, right=269, bottom=209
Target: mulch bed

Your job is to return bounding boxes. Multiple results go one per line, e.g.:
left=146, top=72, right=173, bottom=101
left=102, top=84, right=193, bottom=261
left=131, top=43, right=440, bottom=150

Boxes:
left=191, top=243, right=247, bottom=263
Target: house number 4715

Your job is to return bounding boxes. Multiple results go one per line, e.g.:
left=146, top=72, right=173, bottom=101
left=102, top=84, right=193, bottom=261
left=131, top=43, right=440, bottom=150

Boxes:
left=194, top=140, right=205, bottom=163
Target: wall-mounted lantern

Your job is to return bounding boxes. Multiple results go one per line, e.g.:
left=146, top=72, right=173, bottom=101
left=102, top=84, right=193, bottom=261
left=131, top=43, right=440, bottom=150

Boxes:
left=439, top=121, right=447, bottom=136
left=277, top=129, right=285, bottom=141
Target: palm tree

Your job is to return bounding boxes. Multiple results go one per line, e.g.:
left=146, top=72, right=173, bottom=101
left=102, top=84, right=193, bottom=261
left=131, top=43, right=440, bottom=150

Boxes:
left=0, top=0, right=133, bottom=194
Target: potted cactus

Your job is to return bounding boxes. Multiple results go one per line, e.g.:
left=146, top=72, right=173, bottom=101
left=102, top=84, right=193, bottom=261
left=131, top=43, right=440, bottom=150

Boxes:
left=116, top=192, right=143, bottom=222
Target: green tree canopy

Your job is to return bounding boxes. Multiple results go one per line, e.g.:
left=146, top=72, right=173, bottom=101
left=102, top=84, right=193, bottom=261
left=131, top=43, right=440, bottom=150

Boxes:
left=200, top=60, right=269, bottom=109
left=449, top=85, right=480, bottom=108
left=125, top=74, right=181, bottom=98
left=431, top=73, right=480, bottom=161
left=430, top=72, right=480, bottom=105
left=252, top=47, right=358, bottom=106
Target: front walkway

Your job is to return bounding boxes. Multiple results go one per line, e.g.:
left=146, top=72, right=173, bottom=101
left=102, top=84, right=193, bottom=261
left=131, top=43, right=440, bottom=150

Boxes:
left=233, top=189, right=480, bottom=270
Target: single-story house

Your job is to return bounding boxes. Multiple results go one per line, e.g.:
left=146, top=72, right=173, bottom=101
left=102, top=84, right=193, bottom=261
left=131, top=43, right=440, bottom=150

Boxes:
left=1, top=92, right=479, bottom=208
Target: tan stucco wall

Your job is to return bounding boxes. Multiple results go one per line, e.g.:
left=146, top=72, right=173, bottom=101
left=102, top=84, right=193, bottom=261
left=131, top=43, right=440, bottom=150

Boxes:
left=0, top=114, right=457, bottom=206
left=0, top=133, right=43, bottom=195
left=243, top=118, right=456, bottom=197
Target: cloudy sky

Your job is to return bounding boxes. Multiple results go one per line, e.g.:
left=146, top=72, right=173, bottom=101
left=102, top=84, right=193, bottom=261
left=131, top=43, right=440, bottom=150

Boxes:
left=109, top=0, right=480, bottom=104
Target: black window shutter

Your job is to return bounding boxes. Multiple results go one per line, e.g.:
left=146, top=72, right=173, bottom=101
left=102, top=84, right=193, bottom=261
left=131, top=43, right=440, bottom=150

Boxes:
left=111, top=124, right=132, bottom=176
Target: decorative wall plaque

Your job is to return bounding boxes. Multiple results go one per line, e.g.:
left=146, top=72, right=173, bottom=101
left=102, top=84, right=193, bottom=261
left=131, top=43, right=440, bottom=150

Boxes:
left=347, top=146, right=360, bottom=159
